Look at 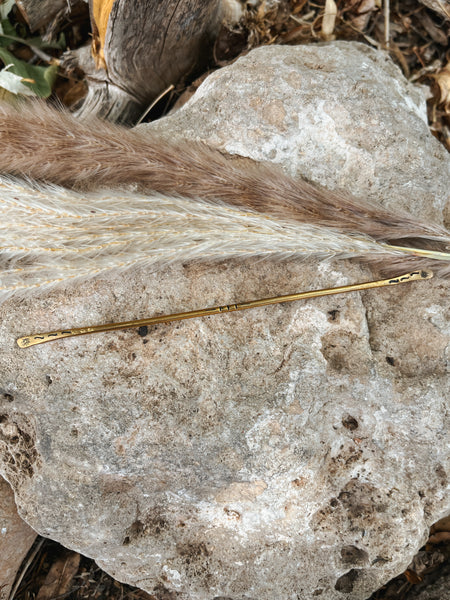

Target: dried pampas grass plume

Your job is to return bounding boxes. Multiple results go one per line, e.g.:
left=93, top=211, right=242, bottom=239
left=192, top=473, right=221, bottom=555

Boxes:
left=0, top=101, right=449, bottom=302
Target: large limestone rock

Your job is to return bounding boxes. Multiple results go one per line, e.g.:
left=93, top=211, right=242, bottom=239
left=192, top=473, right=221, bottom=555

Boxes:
left=0, top=42, right=449, bottom=599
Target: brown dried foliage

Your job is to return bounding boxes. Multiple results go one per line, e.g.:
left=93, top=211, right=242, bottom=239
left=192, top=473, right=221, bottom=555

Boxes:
left=11, top=538, right=153, bottom=600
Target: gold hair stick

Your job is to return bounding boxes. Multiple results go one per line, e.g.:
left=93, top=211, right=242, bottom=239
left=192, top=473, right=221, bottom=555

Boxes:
left=16, top=270, right=432, bottom=348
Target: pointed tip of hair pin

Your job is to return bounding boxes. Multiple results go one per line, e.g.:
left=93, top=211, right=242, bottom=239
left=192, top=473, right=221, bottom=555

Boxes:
left=16, top=270, right=434, bottom=348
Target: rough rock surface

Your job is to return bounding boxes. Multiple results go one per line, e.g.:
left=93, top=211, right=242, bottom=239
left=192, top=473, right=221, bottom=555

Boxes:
left=0, top=476, right=36, bottom=599
left=0, top=42, right=449, bottom=600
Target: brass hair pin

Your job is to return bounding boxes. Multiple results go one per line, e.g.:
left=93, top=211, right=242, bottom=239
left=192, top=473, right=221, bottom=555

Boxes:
left=16, top=270, right=433, bottom=348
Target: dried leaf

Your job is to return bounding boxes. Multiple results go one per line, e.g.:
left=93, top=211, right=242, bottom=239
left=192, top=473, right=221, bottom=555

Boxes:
left=321, top=0, right=337, bottom=39
left=434, top=61, right=450, bottom=110
left=427, top=531, right=450, bottom=544
left=429, top=514, right=450, bottom=540
left=430, top=515, right=450, bottom=533
left=351, top=0, right=377, bottom=32
left=404, top=569, right=423, bottom=584
left=35, top=550, right=80, bottom=600
left=420, top=11, right=448, bottom=45
left=406, top=549, right=446, bottom=580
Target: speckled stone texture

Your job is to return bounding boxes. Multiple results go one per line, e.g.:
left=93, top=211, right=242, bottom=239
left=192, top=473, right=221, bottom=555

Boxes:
left=0, top=42, right=449, bottom=599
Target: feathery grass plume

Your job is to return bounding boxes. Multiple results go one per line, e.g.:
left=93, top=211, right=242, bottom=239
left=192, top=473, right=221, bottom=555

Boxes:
left=0, top=176, right=418, bottom=301
left=0, top=101, right=449, bottom=302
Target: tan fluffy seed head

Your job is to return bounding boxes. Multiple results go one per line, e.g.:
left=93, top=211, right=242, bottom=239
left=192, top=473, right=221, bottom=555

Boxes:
left=0, top=101, right=449, bottom=301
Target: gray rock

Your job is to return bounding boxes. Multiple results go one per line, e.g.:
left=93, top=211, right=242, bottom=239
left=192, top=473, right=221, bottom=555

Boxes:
left=0, top=42, right=449, bottom=600
left=141, top=42, right=448, bottom=225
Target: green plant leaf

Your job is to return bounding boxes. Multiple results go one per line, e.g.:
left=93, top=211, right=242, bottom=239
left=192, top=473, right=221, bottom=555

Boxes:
left=0, top=17, right=66, bottom=49
left=0, top=47, right=57, bottom=97
left=0, top=65, right=36, bottom=95
left=23, top=32, right=66, bottom=49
